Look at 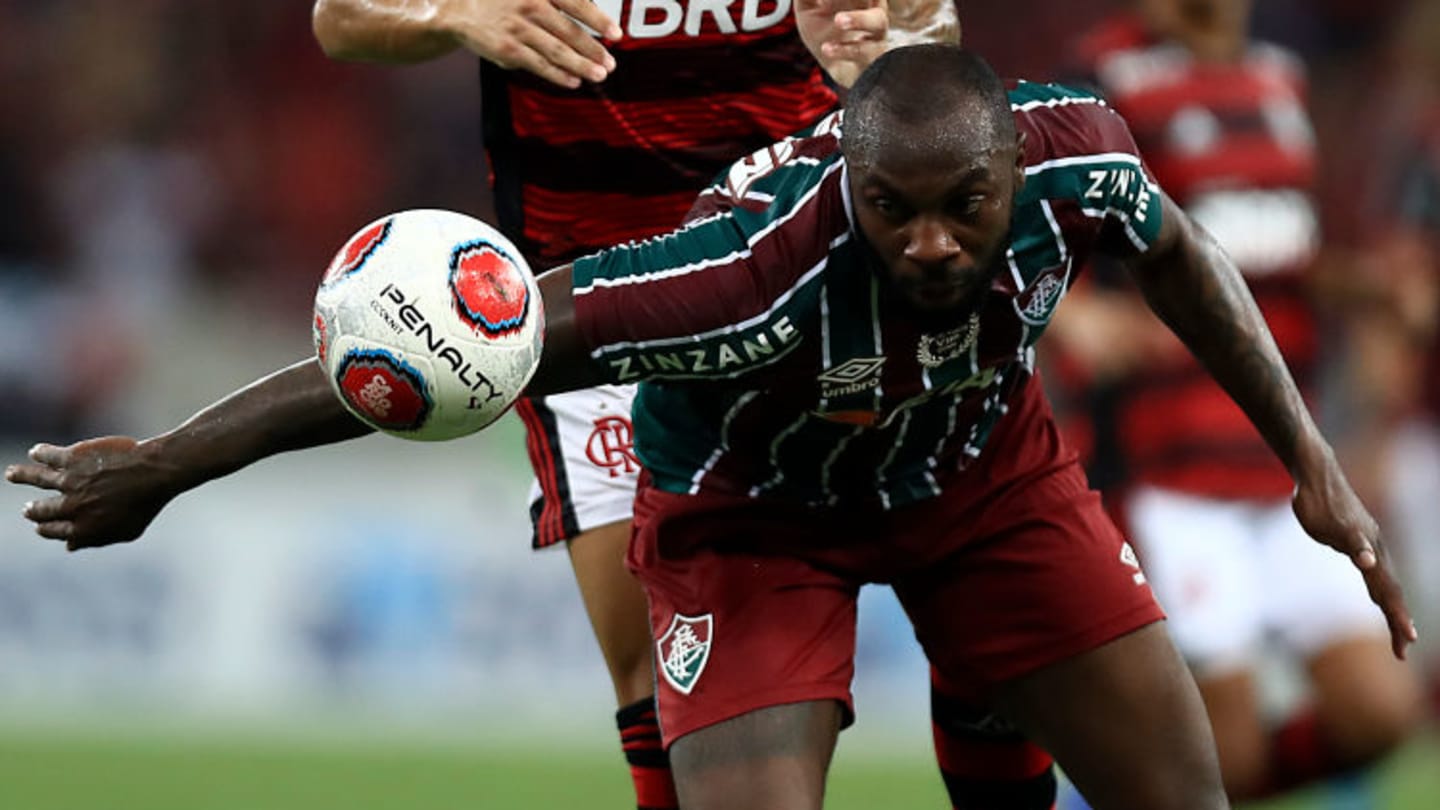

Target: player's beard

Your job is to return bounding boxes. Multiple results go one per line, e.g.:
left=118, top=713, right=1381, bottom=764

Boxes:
left=907, top=260, right=1005, bottom=333
left=884, top=227, right=1011, bottom=332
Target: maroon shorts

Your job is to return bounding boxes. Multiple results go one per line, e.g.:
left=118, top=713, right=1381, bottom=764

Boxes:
left=627, top=376, right=1165, bottom=746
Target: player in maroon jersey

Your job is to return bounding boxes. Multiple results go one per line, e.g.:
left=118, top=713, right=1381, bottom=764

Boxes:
left=306, top=4, right=1056, bottom=810
left=7, top=46, right=1418, bottom=810
left=1048, top=0, right=1422, bottom=801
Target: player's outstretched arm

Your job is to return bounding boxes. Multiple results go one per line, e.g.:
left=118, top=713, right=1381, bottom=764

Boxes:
left=1121, top=192, right=1418, bottom=658
left=311, top=0, right=620, bottom=89
left=523, top=263, right=608, bottom=396
left=5, top=359, right=371, bottom=552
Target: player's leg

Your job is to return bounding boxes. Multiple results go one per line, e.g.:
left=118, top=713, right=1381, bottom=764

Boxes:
left=994, top=621, right=1228, bottom=810
left=890, top=417, right=1227, bottom=809
left=567, top=518, right=677, bottom=810
left=1125, top=487, right=1270, bottom=796
left=928, top=667, right=1058, bottom=810
left=1248, top=501, right=1423, bottom=799
left=668, top=701, right=842, bottom=810
left=1187, top=670, right=1268, bottom=797
left=515, top=386, right=675, bottom=810
left=627, top=484, right=862, bottom=810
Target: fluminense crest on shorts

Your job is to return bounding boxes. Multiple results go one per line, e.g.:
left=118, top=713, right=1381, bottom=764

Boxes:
left=322, top=218, right=391, bottom=286
left=657, top=613, right=714, bottom=696
left=450, top=240, right=530, bottom=337
left=334, top=349, right=432, bottom=432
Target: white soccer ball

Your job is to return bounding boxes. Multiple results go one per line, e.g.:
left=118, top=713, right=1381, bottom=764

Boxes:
left=312, top=209, right=545, bottom=441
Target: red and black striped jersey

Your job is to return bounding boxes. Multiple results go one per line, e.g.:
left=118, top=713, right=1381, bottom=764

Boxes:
left=480, top=0, right=838, bottom=271
left=1083, top=31, right=1320, bottom=500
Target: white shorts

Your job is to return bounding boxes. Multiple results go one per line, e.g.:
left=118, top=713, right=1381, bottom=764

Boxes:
left=1128, top=485, right=1387, bottom=674
left=514, top=384, right=641, bottom=547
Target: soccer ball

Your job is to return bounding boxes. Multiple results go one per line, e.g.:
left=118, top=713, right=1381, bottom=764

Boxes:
left=312, top=209, right=545, bottom=441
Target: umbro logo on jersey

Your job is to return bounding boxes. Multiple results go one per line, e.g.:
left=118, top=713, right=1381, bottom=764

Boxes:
left=1120, top=541, right=1147, bottom=585
left=657, top=613, right=714, bottom=696
left=818, top=356, right=885, bottom=398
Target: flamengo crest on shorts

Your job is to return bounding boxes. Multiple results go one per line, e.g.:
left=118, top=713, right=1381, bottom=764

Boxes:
left=657, top=613, right=714, bottom=695
left=586, top=415, right=640, bottom=478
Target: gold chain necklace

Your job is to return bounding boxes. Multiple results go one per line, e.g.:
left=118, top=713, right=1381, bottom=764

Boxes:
left=916, top=312, right=981, bottom=369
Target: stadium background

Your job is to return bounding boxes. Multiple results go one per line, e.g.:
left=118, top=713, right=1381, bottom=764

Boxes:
left=1, top=1, right=1437, bottom=807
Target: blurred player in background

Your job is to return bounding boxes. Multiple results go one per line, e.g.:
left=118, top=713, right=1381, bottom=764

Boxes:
left=1326, top=0, right=1440, bottom=718
left=307, top=4, right=1065, bottom=810
left=1047, top=0, right=1423, bottom=802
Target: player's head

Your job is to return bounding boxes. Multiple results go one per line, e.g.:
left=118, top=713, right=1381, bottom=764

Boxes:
left=1137, top=0, right=1251, bottom=51
left=842, top=45, right=1024, bottom=318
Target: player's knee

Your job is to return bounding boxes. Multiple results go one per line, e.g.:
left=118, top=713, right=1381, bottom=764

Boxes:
left=1211, top=730, right=1269, bottom=799
left=609, top=653, right=657, bottom=707
left=1321, top=677, right=1425, bottom=763
left=1310, top=641, right=1425, bottom=762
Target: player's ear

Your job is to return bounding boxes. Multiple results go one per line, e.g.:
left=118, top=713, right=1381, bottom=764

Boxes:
left=1012, top=131, right=1027, bottom=192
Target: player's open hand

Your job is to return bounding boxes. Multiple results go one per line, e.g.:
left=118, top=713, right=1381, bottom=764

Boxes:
left=5, top=437, right=176, bottom=552
left=794, top=0, right=889, bottom=89
left=1292, top=454, right=1418, bottom=659
left=444, top=0, right=622, bottom=88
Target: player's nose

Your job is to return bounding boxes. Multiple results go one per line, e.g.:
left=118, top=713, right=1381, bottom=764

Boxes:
left=903, top=218, right=964, bottom=266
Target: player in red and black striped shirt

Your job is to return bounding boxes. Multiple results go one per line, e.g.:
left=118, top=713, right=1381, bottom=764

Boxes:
left=1049, top=0, right=1421, bottom=802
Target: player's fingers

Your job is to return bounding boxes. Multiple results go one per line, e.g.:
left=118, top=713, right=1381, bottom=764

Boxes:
left=1371, top=535, right=1419, bottom=657
left=530, top=11, right=615, bottom=82
left=461, top=28, right=582, bottom=89
left=835, top=7, right=888, bottom=38
left=821, top=40, right=886, bottom=62
left=1363, top=563, right=1418, bottom=659
left=1323, top=523, right=1378, bottom=571
left=24, top=496, right=76, bottom=522
left=495, top=39, right=585, bottom=89
left=5, top=463, right=64, bottom=491
left=551, top=0, right=622, bottom=41
left=32, top=520, right=74, bottom=542
left=27, top=443, right=69, bottom=468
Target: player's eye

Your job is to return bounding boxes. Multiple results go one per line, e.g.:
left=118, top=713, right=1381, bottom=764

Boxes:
left=949, top=195, right=986, bottom=218
left=869, top=196, right=909, bottom=221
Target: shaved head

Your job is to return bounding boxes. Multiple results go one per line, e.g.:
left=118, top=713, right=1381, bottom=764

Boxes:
left=841, top=45, right=1025, bottom=319
left=842, top=45, right=1016, bottom=170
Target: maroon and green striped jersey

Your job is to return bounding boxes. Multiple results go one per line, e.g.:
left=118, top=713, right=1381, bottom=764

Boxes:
left=572, top=82, right=1164, bottom=508
left=480, top=0, right=838, bottom=270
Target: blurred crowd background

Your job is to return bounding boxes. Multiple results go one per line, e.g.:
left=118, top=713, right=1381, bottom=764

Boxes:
left=0, top=0, right=1438, bottom=799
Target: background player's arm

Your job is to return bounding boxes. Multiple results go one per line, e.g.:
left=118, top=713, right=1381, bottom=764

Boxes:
left=6, top=360, right=371, bottom=551
left=1121, top=191, right=1417, bottom=656
left=311, top=0, right=621, bottom=89
left=795, top=0, right=959, bottom=89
